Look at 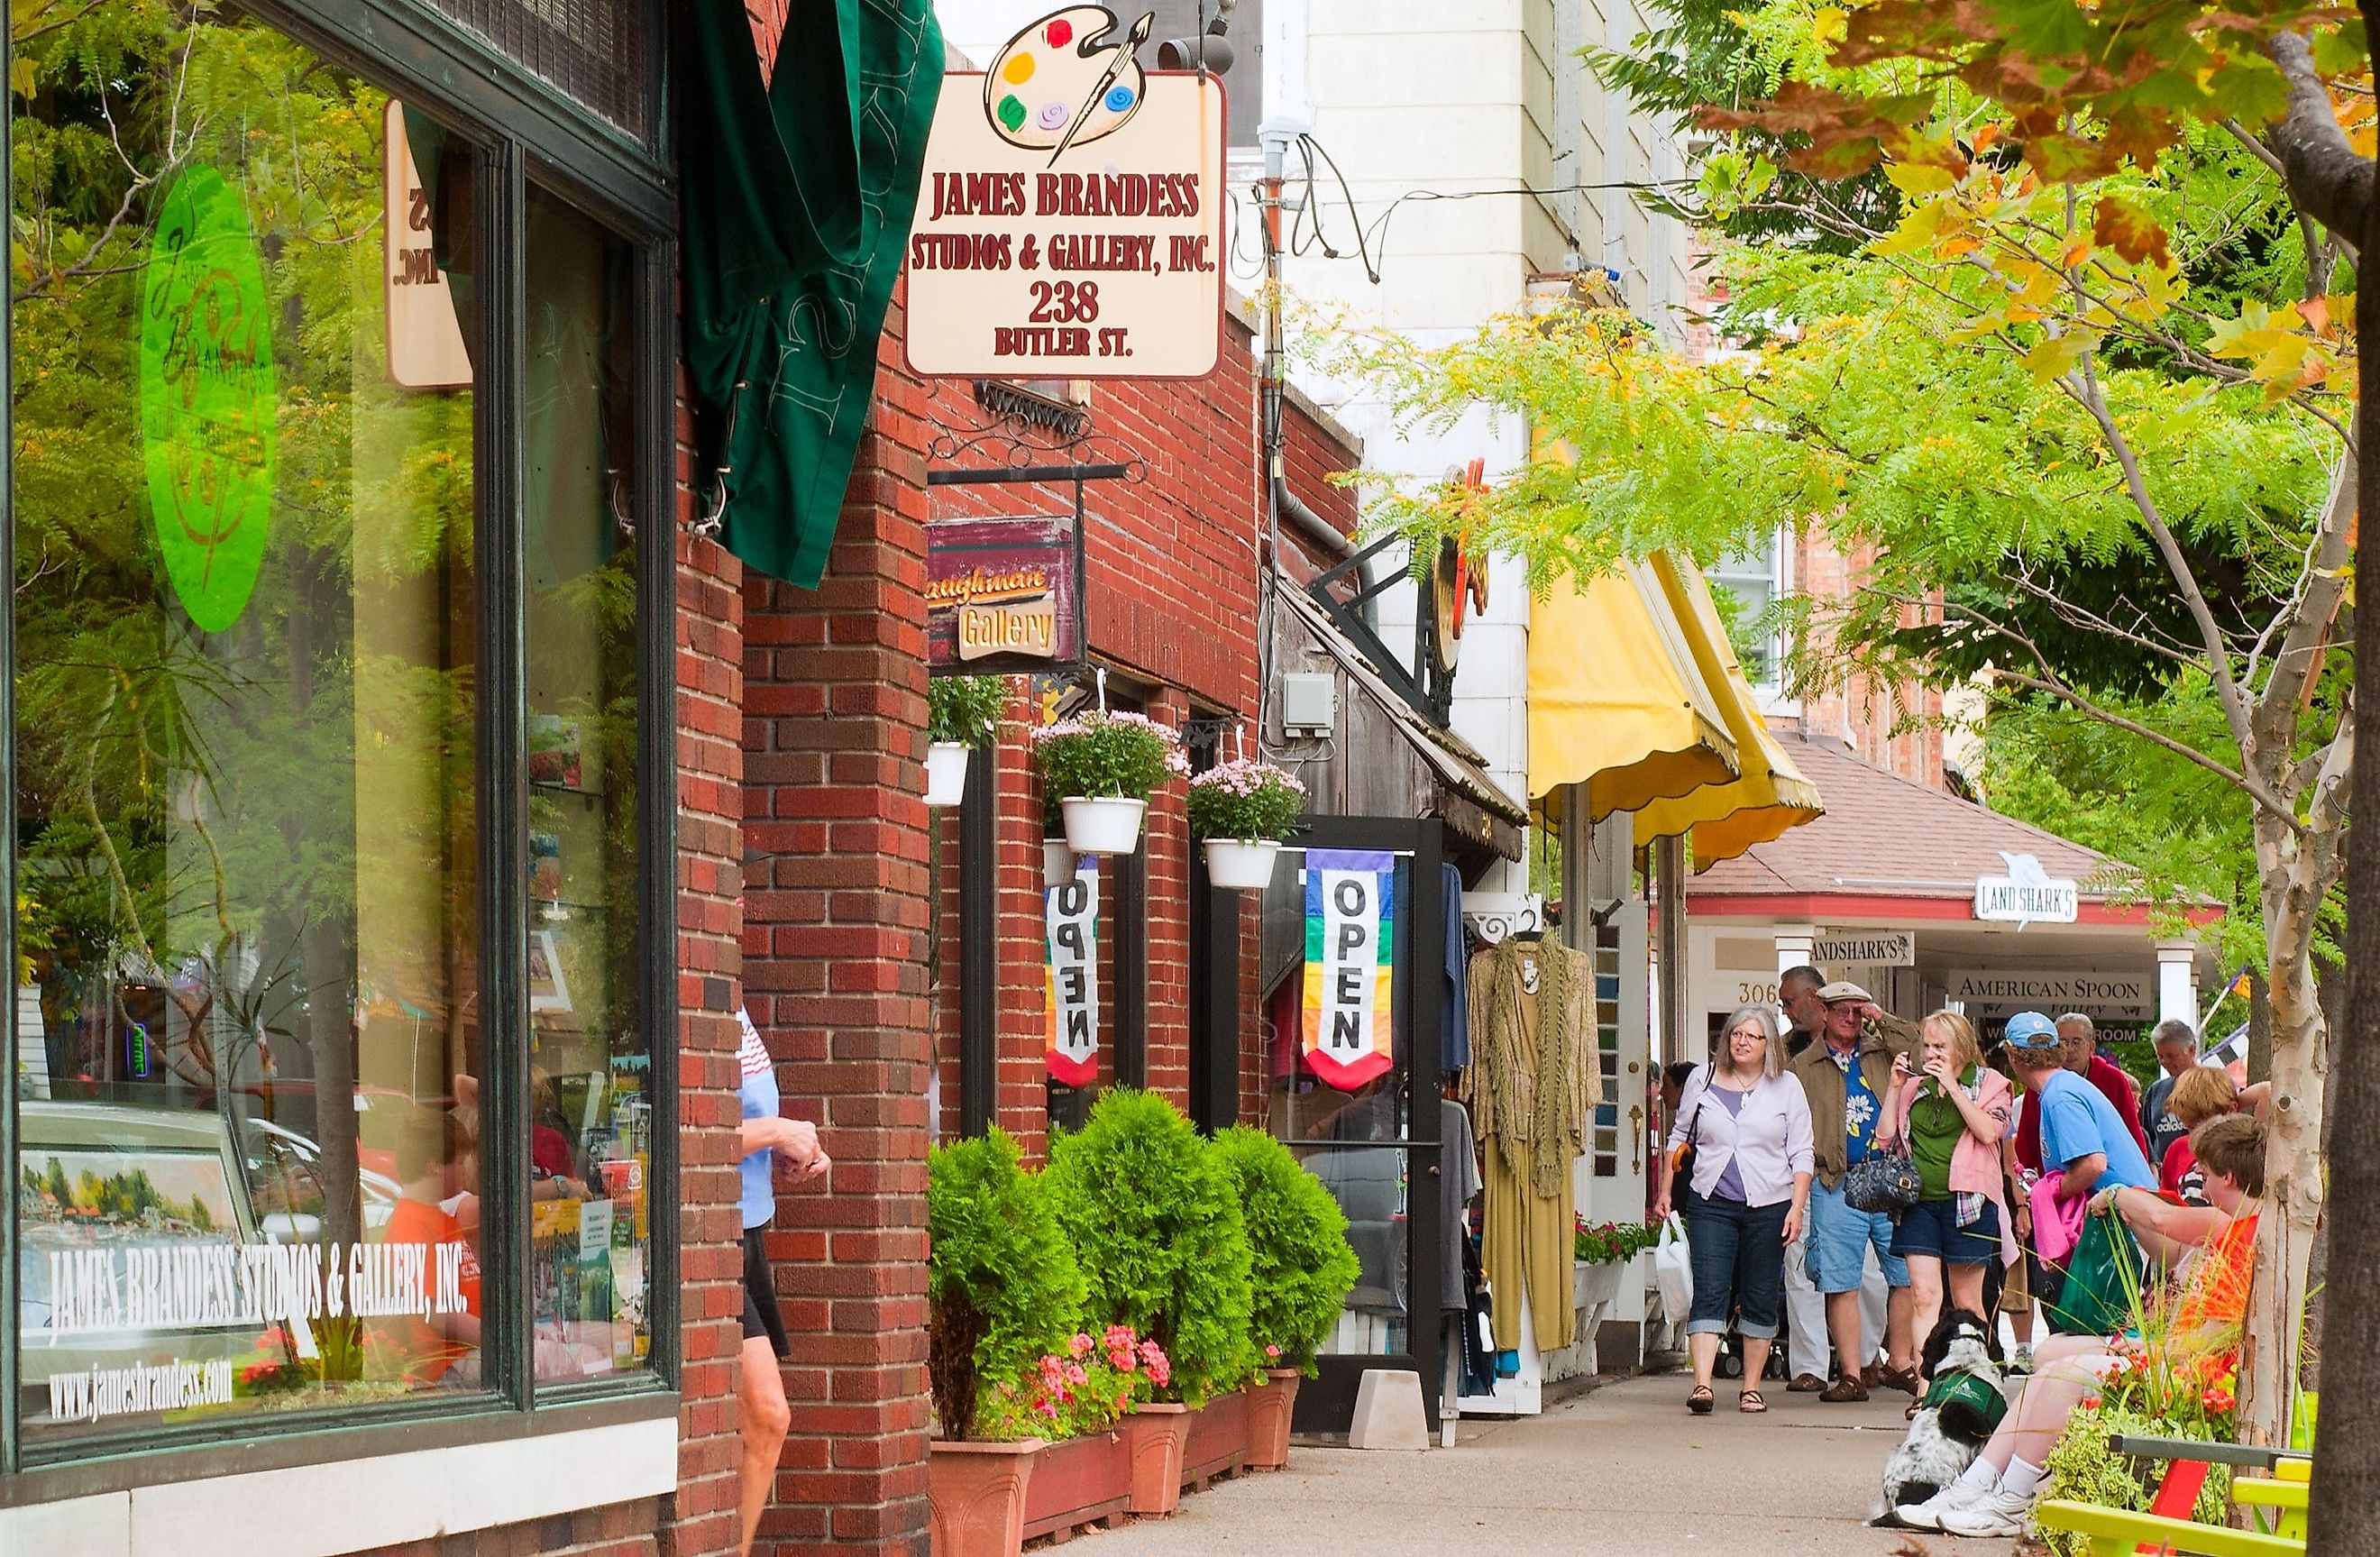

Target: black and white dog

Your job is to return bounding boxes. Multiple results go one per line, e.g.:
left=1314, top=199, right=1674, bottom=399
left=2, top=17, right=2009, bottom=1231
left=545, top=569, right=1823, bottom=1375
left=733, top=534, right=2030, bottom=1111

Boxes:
left=1873, top=1309, right=2009, bottom=1526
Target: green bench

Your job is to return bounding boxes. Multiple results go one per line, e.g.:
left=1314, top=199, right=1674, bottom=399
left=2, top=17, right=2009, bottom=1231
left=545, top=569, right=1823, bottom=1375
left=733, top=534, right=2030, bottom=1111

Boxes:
left=2034, top=1436, right=2312, bottom=1555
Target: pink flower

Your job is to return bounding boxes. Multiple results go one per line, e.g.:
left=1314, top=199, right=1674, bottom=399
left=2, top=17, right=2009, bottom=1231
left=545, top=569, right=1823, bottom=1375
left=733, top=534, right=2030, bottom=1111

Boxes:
left=1103, top=1324, right=1135, bottom=1351
left=1037, top=1399, right=1059, bottom=1420
left=1147, top=1353, right=1171, bottom=1388
left=1110, top=1349, right=1136, bottom=1371
left=1068, top=1333, right=1094, bottom=1358
left=1264, top=1343, right=1281, bottom=1359
left=1063, top=1361, right=1088, bottom=1386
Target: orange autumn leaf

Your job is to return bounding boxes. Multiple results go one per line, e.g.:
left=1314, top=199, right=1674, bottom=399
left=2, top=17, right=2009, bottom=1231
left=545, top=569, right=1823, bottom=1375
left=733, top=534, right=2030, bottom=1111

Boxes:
left=2092, top=196, right=2172, bottom=268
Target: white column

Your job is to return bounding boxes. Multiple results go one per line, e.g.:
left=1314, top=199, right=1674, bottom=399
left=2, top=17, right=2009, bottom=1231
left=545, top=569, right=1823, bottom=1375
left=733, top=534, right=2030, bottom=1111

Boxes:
left=2156, top=939, right=2199, bottom=1027
left=1775, top=924, right=1820, bottom=976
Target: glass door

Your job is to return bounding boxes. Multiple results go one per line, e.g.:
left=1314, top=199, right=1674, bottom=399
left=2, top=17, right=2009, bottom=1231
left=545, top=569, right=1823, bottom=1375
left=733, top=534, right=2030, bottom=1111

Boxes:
left=1256, top=818, right=1445, bottom=1433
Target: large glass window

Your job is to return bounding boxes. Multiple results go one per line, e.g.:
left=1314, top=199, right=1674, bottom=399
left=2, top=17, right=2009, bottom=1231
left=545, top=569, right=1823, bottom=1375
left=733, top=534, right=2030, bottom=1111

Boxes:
left=523, top=186, right=651, bottom=1380
left=10, top=3, right=662, bottom=1445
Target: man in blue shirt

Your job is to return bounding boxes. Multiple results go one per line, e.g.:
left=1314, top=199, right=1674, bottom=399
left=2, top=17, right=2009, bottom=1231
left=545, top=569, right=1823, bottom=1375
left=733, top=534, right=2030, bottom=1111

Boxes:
left=2007, top=1012, right=2159, bottom=1204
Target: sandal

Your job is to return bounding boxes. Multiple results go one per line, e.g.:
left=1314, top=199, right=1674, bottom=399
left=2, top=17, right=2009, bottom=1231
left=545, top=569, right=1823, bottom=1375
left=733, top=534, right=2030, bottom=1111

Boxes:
left=1739, top=1389, right=1767, bottom=1414
left=1688, top=1385, right=1715, bottom=1415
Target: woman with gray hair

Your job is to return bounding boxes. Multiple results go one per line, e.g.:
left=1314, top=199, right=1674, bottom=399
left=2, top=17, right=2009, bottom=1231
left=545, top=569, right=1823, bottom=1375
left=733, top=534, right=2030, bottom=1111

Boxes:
left=1653, top=1003, right=1815, bottom=1414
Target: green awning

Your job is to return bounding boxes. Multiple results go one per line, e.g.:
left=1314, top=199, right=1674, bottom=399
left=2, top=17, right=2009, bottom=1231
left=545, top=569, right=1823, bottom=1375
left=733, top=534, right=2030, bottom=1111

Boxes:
left=681, top=0, right=943, bottom=588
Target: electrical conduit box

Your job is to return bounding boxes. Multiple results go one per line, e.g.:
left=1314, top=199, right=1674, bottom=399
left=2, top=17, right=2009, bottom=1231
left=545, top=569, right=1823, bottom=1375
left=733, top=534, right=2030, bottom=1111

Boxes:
left=1280, top=672, right=1335, bottom=737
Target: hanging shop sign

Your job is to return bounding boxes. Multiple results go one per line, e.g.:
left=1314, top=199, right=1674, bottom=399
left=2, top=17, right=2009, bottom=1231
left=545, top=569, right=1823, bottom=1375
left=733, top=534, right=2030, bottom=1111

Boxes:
left=1945, top=969, right=2153, bottom=1022
left=1046, top=858, right=1101, bottom=1085
left=1973, top=852, right=2080, bottom=928
left=904, top=6, right=1226, bottom=380
left=141, top=163, right=276, bottom=635
left=928, top=515, right=1086, bottom=673
left=1812, top=930, right=1917, bottom=968
left=382, top=102, right=472, bottom=390
left=1302, top=850, right=1396, bottom=1091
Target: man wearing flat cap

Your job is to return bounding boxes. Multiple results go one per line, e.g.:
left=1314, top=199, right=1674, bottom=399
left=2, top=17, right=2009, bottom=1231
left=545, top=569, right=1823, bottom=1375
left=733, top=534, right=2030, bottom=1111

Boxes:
left=1787, top=980, right=1923, bottom=1400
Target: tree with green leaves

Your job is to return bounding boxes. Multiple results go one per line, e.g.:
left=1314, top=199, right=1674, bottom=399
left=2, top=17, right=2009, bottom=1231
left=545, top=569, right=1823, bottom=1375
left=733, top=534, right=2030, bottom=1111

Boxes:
left=1345, top=2, right=2375, bottom=1477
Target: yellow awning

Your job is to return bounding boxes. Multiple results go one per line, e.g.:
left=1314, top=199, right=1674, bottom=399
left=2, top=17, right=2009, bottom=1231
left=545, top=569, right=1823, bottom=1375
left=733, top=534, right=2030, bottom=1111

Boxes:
left=1528, top=559, right=1739, bottom=817
left=1633, top=552, right=1824, bottom=867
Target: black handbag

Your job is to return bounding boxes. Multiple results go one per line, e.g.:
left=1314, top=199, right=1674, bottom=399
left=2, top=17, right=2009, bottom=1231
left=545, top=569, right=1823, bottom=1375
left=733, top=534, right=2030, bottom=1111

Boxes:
left=1841, top=1145, right=1922, bottom=1215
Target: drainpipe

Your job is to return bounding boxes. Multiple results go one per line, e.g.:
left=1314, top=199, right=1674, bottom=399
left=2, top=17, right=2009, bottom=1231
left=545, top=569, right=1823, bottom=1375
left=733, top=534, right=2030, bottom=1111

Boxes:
left=1259, top=116, right=1378, bottom=630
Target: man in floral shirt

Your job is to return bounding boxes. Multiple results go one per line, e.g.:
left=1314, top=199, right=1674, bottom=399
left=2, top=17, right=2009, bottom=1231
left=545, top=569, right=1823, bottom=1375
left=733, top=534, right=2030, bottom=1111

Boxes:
left=1786, top=981, right=1922, bottom=1402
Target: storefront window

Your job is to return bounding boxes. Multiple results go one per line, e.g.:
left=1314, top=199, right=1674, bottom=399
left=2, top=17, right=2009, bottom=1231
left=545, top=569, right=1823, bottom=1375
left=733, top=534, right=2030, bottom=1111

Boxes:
left=523, top=187, right=650, bottom=1379
left=10, top=4, right=664, bottom=1445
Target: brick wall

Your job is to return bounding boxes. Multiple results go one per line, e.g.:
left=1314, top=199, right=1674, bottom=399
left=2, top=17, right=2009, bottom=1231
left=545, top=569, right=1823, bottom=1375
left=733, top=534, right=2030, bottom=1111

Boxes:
left=738, top=289, right=938, bottom=1557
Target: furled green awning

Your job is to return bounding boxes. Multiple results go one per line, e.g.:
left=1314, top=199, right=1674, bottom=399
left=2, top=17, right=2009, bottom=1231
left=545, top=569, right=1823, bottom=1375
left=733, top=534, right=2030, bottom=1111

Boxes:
left=681, top=0, right=943, bottom=588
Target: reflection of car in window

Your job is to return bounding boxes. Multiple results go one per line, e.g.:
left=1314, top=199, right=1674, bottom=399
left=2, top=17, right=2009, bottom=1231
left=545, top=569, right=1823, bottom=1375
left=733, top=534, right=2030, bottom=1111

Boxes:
left=237, top=1119, right=399, bottom=1243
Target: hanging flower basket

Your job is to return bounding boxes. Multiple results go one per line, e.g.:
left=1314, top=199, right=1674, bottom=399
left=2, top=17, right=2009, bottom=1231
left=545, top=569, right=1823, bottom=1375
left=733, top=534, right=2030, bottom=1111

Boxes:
left=1030, top=710, right=1186, bottom=856
left=1186, top=756, right=1304, bottom=888
left=925, top=742, right=972, bottom=807
left=1201, top=838, right=1281, bottom=891
left=927, top=675, right=1009, bottom=808
left=1061, top=796, right=1146, bottom=856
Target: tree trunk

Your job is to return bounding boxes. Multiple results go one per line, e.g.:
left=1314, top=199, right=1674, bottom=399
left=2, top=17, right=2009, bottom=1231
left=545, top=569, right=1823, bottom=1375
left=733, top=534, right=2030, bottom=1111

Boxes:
left=2309, top=60, right=2380, bottom=1541
left=2240, top=832, right=2325, bottom=1446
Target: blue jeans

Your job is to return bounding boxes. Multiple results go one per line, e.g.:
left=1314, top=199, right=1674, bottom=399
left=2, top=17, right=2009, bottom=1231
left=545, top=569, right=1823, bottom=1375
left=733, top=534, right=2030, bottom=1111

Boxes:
left=1808, top=1178, right=1909, bottom=1293
left=1684, top=1195, right=1790, bottom=1340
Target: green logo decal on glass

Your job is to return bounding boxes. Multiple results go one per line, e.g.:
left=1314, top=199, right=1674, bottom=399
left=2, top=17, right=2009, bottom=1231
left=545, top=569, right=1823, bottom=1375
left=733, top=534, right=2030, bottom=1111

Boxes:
left=141, top=164, right=276, bottom=633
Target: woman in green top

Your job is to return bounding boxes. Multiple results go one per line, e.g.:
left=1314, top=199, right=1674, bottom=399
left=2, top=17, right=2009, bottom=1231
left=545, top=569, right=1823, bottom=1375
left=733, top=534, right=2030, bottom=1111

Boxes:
left=1878, top=1012, right=2015, bottom=1355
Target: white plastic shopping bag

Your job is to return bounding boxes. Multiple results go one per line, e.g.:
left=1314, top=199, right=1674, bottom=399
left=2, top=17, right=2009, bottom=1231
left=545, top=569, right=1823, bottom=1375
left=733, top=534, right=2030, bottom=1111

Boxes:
left=1652, top=1212, right=1693, bottom=1324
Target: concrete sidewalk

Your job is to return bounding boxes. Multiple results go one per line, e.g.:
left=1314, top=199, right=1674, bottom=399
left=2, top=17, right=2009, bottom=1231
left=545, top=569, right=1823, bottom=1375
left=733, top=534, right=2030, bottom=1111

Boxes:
left=1063, top=1373, right=2020, bottom=1556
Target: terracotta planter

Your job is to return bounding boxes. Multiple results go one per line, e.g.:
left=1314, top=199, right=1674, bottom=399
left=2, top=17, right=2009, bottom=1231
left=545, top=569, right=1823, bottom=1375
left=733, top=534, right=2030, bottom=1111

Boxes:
left=924, top=741, right=971, bottom=807
left=1061, top=794, right=1145, bottom=855
left=1180, top=1386, right=1250, bottom=1488
left=1116, top=1402, right=1190, bottom=1516
left=1020, top=1428, right=1130, bottom=1542
left=928, top=1438, right=1044, bottom=1557
left=1245, top=1369, right=1303, bottom=1470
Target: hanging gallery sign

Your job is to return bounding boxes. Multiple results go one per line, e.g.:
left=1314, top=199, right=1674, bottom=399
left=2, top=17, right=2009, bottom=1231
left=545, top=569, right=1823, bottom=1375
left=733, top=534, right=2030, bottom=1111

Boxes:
left=927, top=515, right=1085, bottom=673
left=1302, top=850, right=1396, bottom=1091
left=382, top=102, right=472, bottom=390
left=904, top=6, right=1226, bottom=380
left=1046, top=858, right=1101, bottom=1085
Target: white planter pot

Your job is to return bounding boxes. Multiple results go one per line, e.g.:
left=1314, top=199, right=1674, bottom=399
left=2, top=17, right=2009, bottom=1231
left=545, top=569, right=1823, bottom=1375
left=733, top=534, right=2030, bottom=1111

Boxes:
left=1060, top=795, right=1146, bottom=856
left=923, top=741, right=971, bottom=807
left=1041, top=838, right=1078, bottom=888
left=1202, top=838, right=1282, bottom=891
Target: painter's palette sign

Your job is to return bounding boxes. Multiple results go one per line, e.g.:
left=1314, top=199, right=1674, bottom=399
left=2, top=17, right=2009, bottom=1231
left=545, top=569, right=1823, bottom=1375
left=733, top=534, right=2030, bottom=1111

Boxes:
left=905, top=8, right=1225, bottom=380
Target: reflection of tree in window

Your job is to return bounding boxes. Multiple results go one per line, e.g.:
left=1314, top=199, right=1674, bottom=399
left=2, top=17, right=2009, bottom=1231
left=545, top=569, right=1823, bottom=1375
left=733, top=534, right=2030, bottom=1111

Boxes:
left=13, top=6, right=480, bottom=1421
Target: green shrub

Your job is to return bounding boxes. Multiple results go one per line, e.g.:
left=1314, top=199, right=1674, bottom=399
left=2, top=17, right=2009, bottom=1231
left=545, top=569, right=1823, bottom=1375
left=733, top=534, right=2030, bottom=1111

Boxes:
left=927, top=1129, right=1085, bottom=1440
left=1210, top=1126, right=1358, bottom=1374
left=1043, top=1088, right=1255, bottom=1404
left=928, top=674, right=1009, bottom=747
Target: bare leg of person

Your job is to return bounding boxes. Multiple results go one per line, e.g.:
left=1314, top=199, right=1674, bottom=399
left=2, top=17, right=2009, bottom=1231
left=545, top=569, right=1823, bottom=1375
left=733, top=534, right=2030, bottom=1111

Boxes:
left=1741, top=1337, right=1773, bottom=1396
left=1971, top=1335, right=2112, bottom=1476
left=737, top=1333, right=792, bottom=1557
left=1906, top=1254, right=1945, bottom=1356
left=1826, top=1289, right=1864, bottom=1381
left=1886, top=1285, right=1917, bottom=1374
left=1689, top=1329, right=1721, bottom=1391
left=1947, top=1259, right=1987, bottom=1320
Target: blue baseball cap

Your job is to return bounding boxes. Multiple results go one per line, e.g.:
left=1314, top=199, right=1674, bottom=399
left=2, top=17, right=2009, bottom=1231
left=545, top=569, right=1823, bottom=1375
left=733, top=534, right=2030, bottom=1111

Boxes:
left=2003, top=1011, right=2060, bottom=1050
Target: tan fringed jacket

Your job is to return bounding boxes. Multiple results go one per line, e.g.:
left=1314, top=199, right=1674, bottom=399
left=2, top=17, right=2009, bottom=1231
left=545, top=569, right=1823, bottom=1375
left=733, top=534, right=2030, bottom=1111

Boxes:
left=1460, top=938, right=1593, bottom=1199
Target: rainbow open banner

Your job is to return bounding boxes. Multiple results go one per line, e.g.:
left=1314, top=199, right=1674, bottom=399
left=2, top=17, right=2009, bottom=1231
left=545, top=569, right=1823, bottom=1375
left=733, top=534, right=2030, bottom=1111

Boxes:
left=1046, top=858, right=1100, bottom=1085
left=1301, top=849, right=1396, bottom=1091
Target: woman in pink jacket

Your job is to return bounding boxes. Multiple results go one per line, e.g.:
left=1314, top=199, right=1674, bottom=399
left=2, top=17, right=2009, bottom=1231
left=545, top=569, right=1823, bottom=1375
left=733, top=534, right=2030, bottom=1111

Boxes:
left=1877, top=1011, right=2015, bottom=1358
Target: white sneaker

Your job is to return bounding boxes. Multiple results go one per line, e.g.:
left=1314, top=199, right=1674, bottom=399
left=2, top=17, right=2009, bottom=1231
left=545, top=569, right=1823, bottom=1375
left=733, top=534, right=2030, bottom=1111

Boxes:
left=1938, top=1485, right=2034, bottom=1538
left=1895, top=1480, right=1984, bottom=1532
